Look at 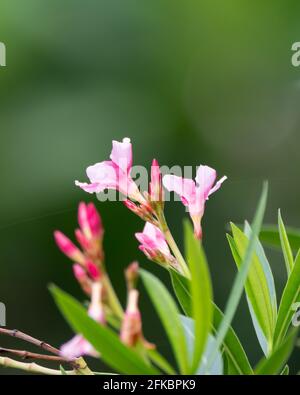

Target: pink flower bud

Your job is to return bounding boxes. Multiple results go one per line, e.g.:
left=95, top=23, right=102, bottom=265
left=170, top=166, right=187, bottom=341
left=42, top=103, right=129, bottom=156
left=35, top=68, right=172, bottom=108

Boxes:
left=125, top=261, right=139, bottom=289
left=86, top=260, right=101, bottom=281
left=75, top=228, right=91, bottom=251
left=120, top=289, right=142, bottom=347
left=87, top=203, right=103, bottom=239
left=54, top=231, right=85, bottom=264
left=78, top=202, right=92, bottom=240
left=135, top=223, right=174, bottom=266
left=149, top=159, right=162, bottom=202
left=72, top=264, right=91, bottom=295
left=123, top=199, right=138, bottom=213
left=72, top=263, right=86, bottom=280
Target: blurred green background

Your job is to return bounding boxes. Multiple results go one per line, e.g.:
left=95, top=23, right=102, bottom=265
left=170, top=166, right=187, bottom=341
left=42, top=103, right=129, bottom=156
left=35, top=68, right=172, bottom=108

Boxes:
left=0, top=0, right=300, bottom=374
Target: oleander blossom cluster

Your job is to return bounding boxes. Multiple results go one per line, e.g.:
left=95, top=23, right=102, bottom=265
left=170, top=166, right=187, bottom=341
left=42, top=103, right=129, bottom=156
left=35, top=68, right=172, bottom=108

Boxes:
left=55, top=137, right=226, bottom=359
left=54, top=202, right=152, bottom=358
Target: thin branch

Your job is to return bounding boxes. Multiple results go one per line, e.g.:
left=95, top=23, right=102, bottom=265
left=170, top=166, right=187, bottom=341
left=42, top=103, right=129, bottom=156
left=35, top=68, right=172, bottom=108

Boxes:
left=0, top=347, right=73, bottom=363
left=0, top=328, right=94, bottom=375
left=0, top=356, right=76, bottom=375
left=0, top=328, right=59, bottom=355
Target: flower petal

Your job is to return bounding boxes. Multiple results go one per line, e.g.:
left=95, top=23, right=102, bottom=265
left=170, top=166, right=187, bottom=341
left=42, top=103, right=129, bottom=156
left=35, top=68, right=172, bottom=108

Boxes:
left=163, top=174, right=196, bottom=205
left=195, top=165, right=217, bottom=199
left=60, top=335, right=98, bottom=359
left=110, top=137, right=132, bottom=173
left=208, top=175, right=227, bottom=197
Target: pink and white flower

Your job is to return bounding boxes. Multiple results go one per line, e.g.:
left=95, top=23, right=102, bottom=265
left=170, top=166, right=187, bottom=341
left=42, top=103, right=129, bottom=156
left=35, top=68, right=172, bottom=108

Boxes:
left=163, top=165, right=227, bottom=239
left=135, top=222, right=174, bottom=265
left=75, top=138, right=145, bottom=204
left=60, top=283, right=104, bottom=359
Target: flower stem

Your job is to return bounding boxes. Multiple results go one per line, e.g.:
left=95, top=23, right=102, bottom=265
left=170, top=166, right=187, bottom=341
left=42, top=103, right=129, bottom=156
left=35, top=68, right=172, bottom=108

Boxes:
left=157, top=212, right=191, bottom=278
left=102, top=274, right=124, bottom=319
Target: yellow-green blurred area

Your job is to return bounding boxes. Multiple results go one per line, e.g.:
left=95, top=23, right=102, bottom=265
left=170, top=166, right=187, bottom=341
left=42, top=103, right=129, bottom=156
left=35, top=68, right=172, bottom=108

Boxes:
left=0, top=0, right=300, bottom=374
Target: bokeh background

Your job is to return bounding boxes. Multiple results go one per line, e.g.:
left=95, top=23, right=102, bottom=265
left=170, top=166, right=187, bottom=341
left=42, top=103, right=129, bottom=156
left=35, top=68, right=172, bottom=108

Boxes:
left=0, top=0, right=300, bottom=374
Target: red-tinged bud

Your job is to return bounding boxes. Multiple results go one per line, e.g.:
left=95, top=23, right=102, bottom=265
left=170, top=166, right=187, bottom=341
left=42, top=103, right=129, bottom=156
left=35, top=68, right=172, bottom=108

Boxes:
left=72, top=264, right=91, bottom=295
left=54, top=231, right=85, bottom=265
left=86, top=260, right=101, bottom=281
left=125, top=261, right=139, bottom=290
left=75, top=228, right=91, bottom=251
left=124, top=200, right=155, bottom=223
left=78, top=202, right=93, bottom=240
left=87, top=203, right=103, bottom=239
left=73, top=263, right=86, bottom=280
left=150, top=159, right=163, bottom=203
left=120, top=289, right=142, bottom=347
left=123, top=199, right=138, bottom=213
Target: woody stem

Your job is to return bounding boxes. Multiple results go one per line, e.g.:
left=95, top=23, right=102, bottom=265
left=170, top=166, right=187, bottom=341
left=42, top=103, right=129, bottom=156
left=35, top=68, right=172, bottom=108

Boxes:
left=0, top=328, right=93, bottom=375
left=0, top=357, right=76, bottom=375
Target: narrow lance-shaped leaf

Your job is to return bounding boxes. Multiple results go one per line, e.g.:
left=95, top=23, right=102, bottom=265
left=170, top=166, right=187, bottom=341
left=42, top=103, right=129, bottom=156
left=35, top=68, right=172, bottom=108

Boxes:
left=206, top=182, right=268, bottom=370
left=278, top=209, right=294, bottom=276
left=259, top=226, right=300, bottom=253
left=255, top=329, right=297, bottom=375
left=184, top=220, right=213, bottom=373
left=280, top=365, right=289, bottom=375
left=140, top=269, right=189, bottom=374
left=170, top=271, right=253, bottom=375
left=180, top=315, right=223, bottom=375
left=50, top=285, right=160, bottom=375
left=273, top=249, right=300, bottom=348
left=228, top=224, right=276, bottom=355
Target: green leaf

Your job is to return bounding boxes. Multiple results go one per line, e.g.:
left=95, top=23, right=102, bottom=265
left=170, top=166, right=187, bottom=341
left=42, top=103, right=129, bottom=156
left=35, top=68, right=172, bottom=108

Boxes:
left=244, top=222, right=277, bottom=317
left=255, top=330, right=297, bottom=375
left=228, top=224, right=276, bottom=355
left=273, top=250, right=300, bottom=348
left=180, top=315, right=223, bottom=375
left=140, top=269, right=189, bottom=374
left=170, top=271, right=253, bottom=375
left=207, top=182, right=268, bottom=370
left=260, top=226, right=300, bottom=253
left=147, top=349, right=176, bottom=375
left=278, top=209, right=294, bottom=276
left=49, top=285, right=159, bottom=375
left=280, top=365, right=289, bottom=375
left=184, top=220, right=213, bottom=373
left=170, top=270, right=192, bottom=316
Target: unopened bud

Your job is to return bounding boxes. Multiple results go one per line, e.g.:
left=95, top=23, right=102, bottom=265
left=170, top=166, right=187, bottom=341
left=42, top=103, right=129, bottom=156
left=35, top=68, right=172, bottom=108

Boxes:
left=72, top=264, right=91, bottom=295
left=120, top=289, right=142, bottom=347
left=125, top=261, right=139, bottom=290
left=86, top=260, right=101, bottom=281
left=54, top=231, right=85, bottom=265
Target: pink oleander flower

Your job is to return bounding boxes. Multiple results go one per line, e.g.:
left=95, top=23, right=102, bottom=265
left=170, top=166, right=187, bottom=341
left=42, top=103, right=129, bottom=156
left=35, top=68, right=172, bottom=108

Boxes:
left=135, top=222, right=175, bottom=266
left=75, top=138, right=145, bottom=204
left=163, top=165, right=227, bottom=239
left=60, top=283, right=105, bottom=359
